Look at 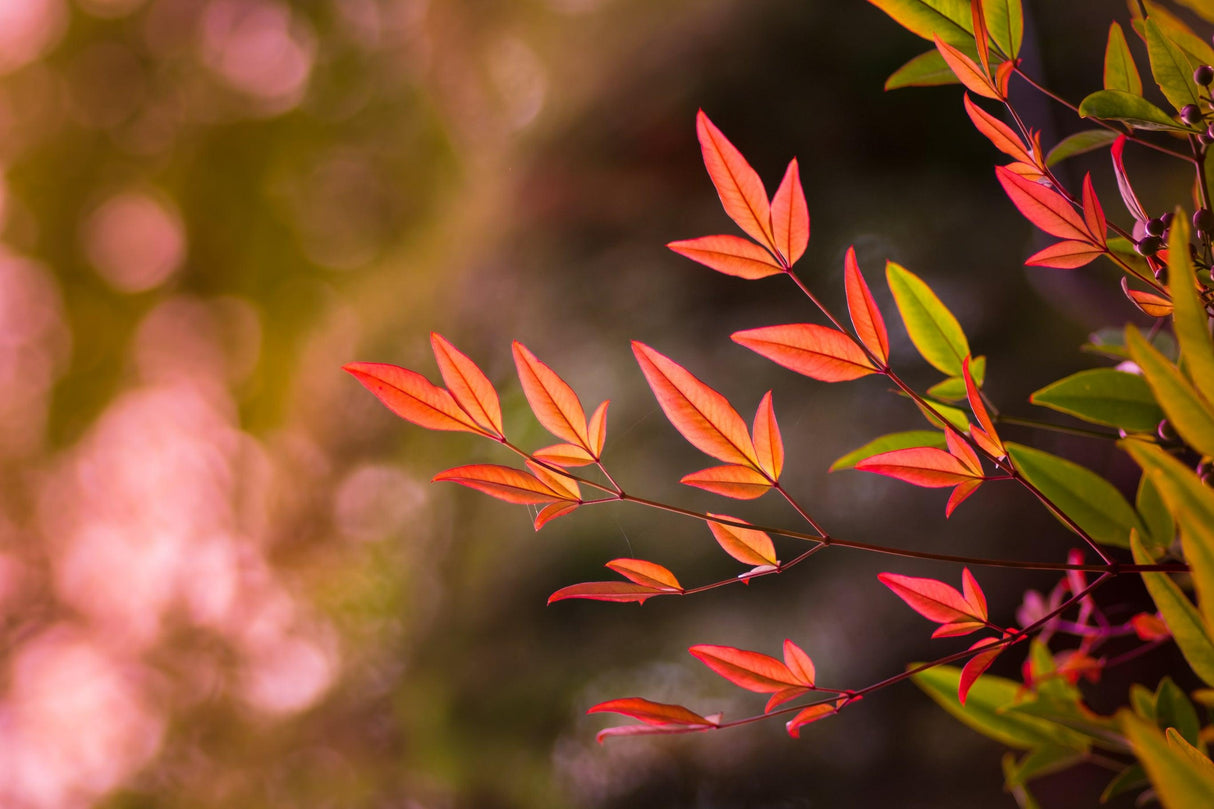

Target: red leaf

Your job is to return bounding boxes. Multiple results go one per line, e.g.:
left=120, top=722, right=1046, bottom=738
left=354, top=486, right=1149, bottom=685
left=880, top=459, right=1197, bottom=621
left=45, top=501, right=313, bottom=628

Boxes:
left=689, top=644, right=809, bottom=693
left=433, top=463, right=566, bottom=504
left=513, top=342, right=592, bottom=452
left=963, top=356, right=1005, bottom=458
left=971, top=0, right=991, bottom=76
left=732, top=323, right=877, bottom=382
left=995, top=58, right=1015, bottom=97
left=344, top=362, right=484, bottom=434
left=430, top=333, right=504, bottom=436
left=681, top=464, right=772, bottom=499
left=945, top=427, right=982, bottom=476
left=878, top=570, right=987, bottom=628
left=1003, top=160, right=1047, bottom=182
left=547, top=581, right=663, bottom=605
left=1110, top=135, right=1147, bottom=223
left=1081, top=173, right=1106, bottom=244
left=855, top=447, right=982, bottom=487
left=632, top=342, right=758, bottom=467
left=962, top=567, right=987, bottom=616
left=945, top=478, right=983, bottom=517
left=594, top=722, right=716, bottom=742
left=534, top=501, right=578, bottom=530
left=1130, top=612, right=1170, bottom=641
left=786, top=703, right=837, bottom=738
left=707, top=515, right=778, bottom=566
left=587, top=697, right=713, bottom=727
left=963, top=94, right=1033, bottom=164
left=1024, top=240, right=1105, bottom=269
left=752, top=391, right=784, bottom=480
left=770, top=158, right=809, bottom=266
left=935, top=34, right=1002, bottom=99
left=995, top=166, right=1090, bottom=241
left=606, top=558, right=683, bottom=591
left=667, top=235, right=783, bottom=280
left=532, top=443, right=597, bottom=467
left=843, top=246, right=889, bottom=365
left=697, top=110, right=775, bottom=251
left=959, top=638, right=1002, bottom=704
left=587, top=401, right=609, bottom=457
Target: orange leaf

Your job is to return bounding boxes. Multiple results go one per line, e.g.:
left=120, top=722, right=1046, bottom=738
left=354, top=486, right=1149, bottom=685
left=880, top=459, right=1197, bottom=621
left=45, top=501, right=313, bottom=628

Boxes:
left=962, top=567, right=987, bottom=616
left=532, top=443, right=596, bottom=467
left=1081, top=173, right=1106, bottom=244
left=935, top=34, right=1002, bottom=99
left=770, top=158, right=809, bottom=266
left=587, top=401, right=609, bottom=457
left=430, top=333, right=504, bottom=436
left=843, top=247, right=889, bottom=365
left=513, top=342, right=592, bottom=451
left=547, top=581, right=664, bottom=605
left=855, top=446, right=982, bottom=487
left=588, top=697, right=712, bottom=727
left=707, top=514, right=778, bottom=566
left=1123, top=282, right=1173, bottom=317
left=344, top=362, right=484, bottom=434
left=525, top=460, right=581, bottom=501
left=963, top=356, right=1005, bottom=458
left=689, top=644, right=808, bottom=694
left=785, top=703, right=837, bottom=738
left=534, top=501, right=578, bottom=530
left=667, top=235, right=783, bottom=280
left=1130, top=612, right=1170, bottom=641
left=632, top=342, right=758, bottom=467
left=606, top=558, right=683, bottom=591
left=433, top=463, right=565, bottom=504
left=945, top=478, right=984, bottom=518
left=697, top=110, right=775, bottom=251
left=1024, top=240, right=1105, bottom=269
left=752, top=391, right=784, bottom=480
left=995, top=166, right=1090, bottom=241
left=971, top=0, right=991, bottom=76
left=681, top=464, right=772, bottom=499
left=945, top=427, right=982, bottom=476
left=732, top=323, right=877, bottom=382
left=963, top=94, right=1033, bottom=165
left=878, top=570, right=987, bottom=632
left=959, top=638, right=1002, bottom=704
left=1003, top=160, right=1047, bottom=182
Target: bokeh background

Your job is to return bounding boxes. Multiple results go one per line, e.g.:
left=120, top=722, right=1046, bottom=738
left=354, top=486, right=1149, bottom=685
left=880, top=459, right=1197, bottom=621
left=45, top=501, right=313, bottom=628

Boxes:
left=0, top=0, right=1195, bottom=807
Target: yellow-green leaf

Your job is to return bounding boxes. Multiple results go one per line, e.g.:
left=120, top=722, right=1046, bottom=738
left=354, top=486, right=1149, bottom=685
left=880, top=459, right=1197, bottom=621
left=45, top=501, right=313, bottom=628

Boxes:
left=1168, top=213, right=1214, bottom=405
left=1121, top=710, right=1214, bottom=809
left=1127, top=325, right=1214, bottom=458
left=1078, top=89, right=1188, bottom=131
left=1131, top=531, right=1214, bottom=687
left=867, top=0, right=974, bottom=47
left=1045, top=129, right=1119, bottom=167
left=887, top=261, right=970, bottom=376
left=830, top=430, right=946, bottom=471
left=885, top=49, right=960, bottom=89
left=1105, top=21, right=1143, bottom=94
left=1145, top=19, right=1202, bottom=114
left=1030, top=368, right=1163, bottom=433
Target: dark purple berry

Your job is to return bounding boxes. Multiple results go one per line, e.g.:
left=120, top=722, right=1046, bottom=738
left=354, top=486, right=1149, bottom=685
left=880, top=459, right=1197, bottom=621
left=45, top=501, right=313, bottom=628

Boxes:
left=1195, top=207, right=1214, bottom=233
left=1158, top=419, right=1178, bottom=442
left=1196, top=65, right=1214, bottom=86
left=1182, top=104, right=1204, bottom=125
left=1137, top=235, right=1164, bottom=256
left=1161, top=211, right=1175, bottom=229
left=1146, top=217, right=1166, bottom=237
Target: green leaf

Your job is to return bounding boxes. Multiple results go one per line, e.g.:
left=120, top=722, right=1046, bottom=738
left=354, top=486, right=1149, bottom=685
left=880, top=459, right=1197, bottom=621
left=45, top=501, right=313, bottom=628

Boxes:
left=885, top=49, right=960, bottom=89
left=1003, top=745, right=1084, bottom=789
left=1078, top=89, right=1188, bottom=131
left=1082, top=324, right=1177, bottom=362
left=1136, top=472, right=1175, bottom=558
left=1131, top=531, right=1214, bottom=687
left=1006, top=442, right=1142, bottom=548
left=867, top=0, right=974, bottom=47
left=1002, top=755, right=1044, bottom=809
left=1145, top=19, right=1202, bottom=114
left=1145, top=2, right=1214, bottom=65
left=886, top=262, right=970, bottom=376
left=912, top=665, right=1089, bottom=750
left=1100, top=763, right=1148, bottom=803
left=1123, top=441, right=1214, bottom=630
left=926, top=356, right=985, bottom=402
left=830, top=429, right=946, bottom=471
left=1121, top=710, right=1214, bottom=809
left=916, top=398, right=971, bottom=432
left=1127, top=325, right=1214, bottom=458
left=1104, top=21, right=1143, bottom=95
left=981, top=0, right=1022, bottom=59
left=1155, top=677, right=1202, bottom=749
left=1132, top=683, right=1158, bottom=722
left=1029, top=368, right=1163, bottom=433
left=1044, top=129, right=1119, bottom=167
left=1167, top=214, right=1214, bottom=406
